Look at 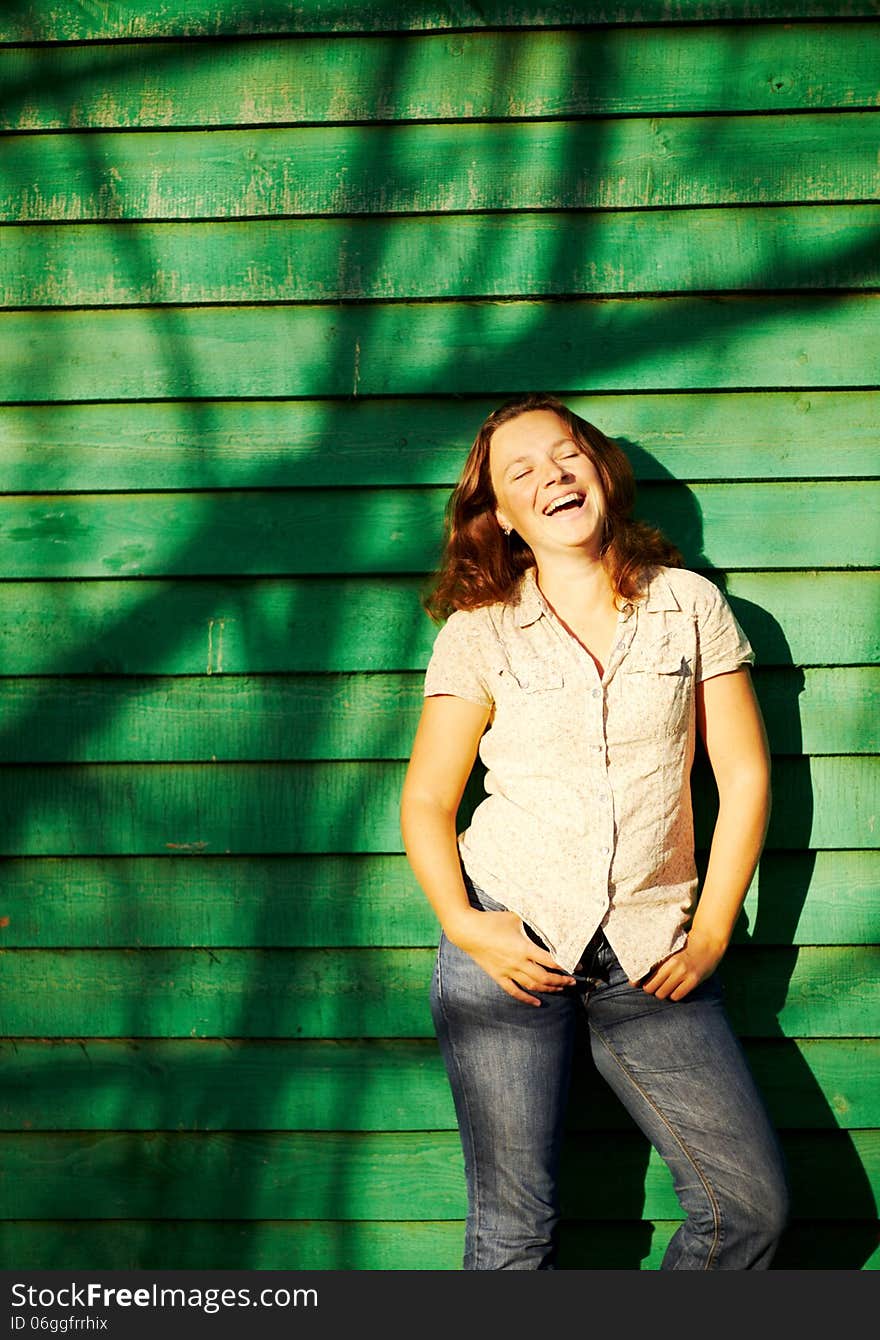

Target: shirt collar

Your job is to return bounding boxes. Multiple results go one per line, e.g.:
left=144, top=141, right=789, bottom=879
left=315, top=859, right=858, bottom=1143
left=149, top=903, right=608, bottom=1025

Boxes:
left=642, top=567, right=681, bottom=613
left=512, top=567, right=548, bottom=627
left=513, top=564, right=680, bottom=624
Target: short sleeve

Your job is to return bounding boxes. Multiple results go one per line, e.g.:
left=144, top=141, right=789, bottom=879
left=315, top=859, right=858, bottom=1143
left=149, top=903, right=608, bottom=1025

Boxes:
left=694, top=580, right=755, bottom=682
left=423, top=609, right=494, bottom=707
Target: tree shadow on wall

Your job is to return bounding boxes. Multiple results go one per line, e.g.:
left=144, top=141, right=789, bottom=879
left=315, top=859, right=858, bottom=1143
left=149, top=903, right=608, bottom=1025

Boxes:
left=0, top=7, right=423, bottom=1268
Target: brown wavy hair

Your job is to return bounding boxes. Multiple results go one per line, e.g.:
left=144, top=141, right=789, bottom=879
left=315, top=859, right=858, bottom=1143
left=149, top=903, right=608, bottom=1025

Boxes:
left=423, top=392, right=683, bottom=621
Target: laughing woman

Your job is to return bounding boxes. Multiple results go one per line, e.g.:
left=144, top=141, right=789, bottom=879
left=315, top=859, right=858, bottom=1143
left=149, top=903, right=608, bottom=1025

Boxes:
left=400, top=392, right=788, bottom=1270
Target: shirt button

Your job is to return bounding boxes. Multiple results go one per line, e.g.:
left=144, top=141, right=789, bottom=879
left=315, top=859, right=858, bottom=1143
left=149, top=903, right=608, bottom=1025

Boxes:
left=600, top=845, right=610, bottom=855
left=591, top=688, right=601, bottom=699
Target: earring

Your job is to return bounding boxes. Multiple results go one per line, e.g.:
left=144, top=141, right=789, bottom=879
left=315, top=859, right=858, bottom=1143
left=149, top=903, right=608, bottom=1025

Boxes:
left=501, top=522, right=512, bottom=536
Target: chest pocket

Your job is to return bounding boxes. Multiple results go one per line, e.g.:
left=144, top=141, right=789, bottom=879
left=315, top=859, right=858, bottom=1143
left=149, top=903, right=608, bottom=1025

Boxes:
left=506, top=660, right=565, bottom=693
left=615, top=642, right=693, bottom=742
left=487, top=657, right=567, bottom=750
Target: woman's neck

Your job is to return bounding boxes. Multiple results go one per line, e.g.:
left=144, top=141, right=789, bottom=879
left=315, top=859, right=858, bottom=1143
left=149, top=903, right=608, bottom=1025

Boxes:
left=534, top=552, right=616, bottom=616
left=533, top=556, right=620, bottom=677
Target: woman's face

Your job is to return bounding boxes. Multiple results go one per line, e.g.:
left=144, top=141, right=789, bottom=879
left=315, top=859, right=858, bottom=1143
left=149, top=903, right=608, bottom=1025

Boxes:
left=488, top=410, right=606, bottom=562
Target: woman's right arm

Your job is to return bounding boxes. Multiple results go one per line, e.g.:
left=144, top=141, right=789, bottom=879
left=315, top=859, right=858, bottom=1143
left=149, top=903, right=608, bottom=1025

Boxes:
left=400, top=694, right=575, bottom=1005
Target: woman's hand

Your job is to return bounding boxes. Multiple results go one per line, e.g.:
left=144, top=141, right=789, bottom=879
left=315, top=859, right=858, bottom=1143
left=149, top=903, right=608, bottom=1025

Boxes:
left=630, top=928, right=725, bottom=1002
left=449, top=907, right=577, bottom=1007
left=402, top=693, right=576, bottom=1008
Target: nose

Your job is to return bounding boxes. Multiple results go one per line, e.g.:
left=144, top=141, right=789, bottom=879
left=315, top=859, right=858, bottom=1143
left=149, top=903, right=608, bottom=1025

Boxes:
left=543, top=458, right=574, bottom=486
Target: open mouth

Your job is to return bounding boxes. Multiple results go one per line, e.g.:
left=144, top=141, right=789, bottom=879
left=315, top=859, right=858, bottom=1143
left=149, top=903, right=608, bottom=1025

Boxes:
left=543, top=491, right=586, bottom=517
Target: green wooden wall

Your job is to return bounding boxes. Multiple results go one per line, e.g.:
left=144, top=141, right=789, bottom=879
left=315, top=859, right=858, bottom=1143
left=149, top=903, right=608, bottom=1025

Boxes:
left=0, top=1, right=877, bottom=1270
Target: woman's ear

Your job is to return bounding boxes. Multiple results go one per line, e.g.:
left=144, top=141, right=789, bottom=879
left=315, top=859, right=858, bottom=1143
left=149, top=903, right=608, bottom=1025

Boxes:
left=496, top=509, right=512, bottom=536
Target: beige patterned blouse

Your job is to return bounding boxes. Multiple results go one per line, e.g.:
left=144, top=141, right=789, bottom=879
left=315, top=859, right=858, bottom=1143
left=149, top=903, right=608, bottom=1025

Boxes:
left=423, top=565, right=755, bottom=979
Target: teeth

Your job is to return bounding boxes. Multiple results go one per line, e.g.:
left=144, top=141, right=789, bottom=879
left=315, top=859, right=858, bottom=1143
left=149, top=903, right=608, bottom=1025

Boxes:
left=545, top=492, right=583, bottom=515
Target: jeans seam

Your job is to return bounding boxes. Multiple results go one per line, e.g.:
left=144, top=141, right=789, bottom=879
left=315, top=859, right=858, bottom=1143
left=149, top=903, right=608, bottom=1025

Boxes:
left=587, top=1017, right=724, bottom=1270
left=436, top=936, right=483, bottom=1267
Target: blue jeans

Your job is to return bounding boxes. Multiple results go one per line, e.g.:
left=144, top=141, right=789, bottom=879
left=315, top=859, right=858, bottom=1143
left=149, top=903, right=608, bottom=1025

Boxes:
left=430, top=884, right=789, bottom=1270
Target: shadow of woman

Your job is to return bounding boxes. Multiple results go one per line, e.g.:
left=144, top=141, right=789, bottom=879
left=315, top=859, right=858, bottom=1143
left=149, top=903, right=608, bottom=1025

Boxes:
left=552, top=435, right=876, bottom=1269
left=713, top=589, right=877, bottom=1269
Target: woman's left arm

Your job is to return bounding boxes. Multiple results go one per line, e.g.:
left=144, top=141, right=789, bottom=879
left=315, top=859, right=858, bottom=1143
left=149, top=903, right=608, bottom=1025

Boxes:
left=634, top=666, right=771, bottom=1000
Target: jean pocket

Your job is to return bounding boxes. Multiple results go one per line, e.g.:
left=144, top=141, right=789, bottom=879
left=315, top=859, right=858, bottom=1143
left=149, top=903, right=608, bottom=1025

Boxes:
left=465, top=880, right=509, bottom=913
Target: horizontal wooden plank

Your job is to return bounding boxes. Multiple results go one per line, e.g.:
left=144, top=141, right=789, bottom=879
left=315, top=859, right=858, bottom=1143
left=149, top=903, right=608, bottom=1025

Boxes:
left=2, top=115, right=877, bottom=223
left=0, top=850, right=874, bottom=948
left=3, top=4, right=877, bottom=42
left=6, top=206, right=880, bottom=308
left=5, top=25, right=880, bottom=131
left=725, top=572, right=880, bottom=667
left=0, top=756, right=871, bottom=855
left=0, top=947, right=874, bottom=1037
left=756, top=668, right=879, bottom=754
left=0, top=482, right=873, bottom=577
left=740, top=851, right=880, bottom=947
left=0, top=573, right=874, bottom=675
left=0, top=1218, right=875, bottom=1272
left=3, top=296, right=880, bottom=402
left=0, top=668, right=873, bottom=763
left=0, top=1038, right=872, bottom=1131
left=0, top=1129, right=873, bottom=1220
left=0, top=576, right=433, bottom=675
left=0, top=666, right=873, bottom=760
left=1, top=392, right=876, bottom=490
